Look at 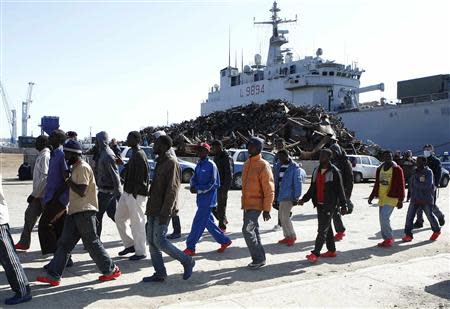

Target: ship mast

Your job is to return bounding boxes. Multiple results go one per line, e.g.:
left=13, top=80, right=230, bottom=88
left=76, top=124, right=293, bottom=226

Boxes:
left=254, top=1, right=297, bottom=66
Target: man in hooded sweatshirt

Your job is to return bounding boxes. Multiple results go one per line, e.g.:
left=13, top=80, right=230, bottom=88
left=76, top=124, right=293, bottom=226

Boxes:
left=94, top=131, right=123, bottom=238
left=329, top=143, right=354, bottom=241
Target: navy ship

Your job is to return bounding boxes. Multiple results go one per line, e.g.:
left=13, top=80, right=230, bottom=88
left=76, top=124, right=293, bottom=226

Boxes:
left=200, top=1, right=450, bottom=154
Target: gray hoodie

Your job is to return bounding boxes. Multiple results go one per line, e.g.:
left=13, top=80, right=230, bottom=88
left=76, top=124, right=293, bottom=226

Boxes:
left=95, top=131, right=123, bottom=196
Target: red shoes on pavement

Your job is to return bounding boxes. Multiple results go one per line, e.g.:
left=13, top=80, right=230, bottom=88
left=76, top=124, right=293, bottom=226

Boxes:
left=183, top=249, right=196, bottom=256
left=14, top=243, right=29, bottom=251
left=217, top=241, right=232, bottom=253
left=377, top=238, right=394, bottom=247
left=430, top=232, right=441, bottom=241
left=36, top=276, right=60, bottom=287
left=334, top=232, right=345, bottom=241
left=320, top=251, right=337, bottom=258
left=99, top=266, right=122, bottom=282
left=402, top=235, right=413, bottom=242
left=278, top=237, right=296, bottom=246
left=306, top=253, right=319, bottom=263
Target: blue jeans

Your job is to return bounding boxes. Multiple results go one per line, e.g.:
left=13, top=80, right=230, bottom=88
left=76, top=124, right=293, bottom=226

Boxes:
left=147, top=216, right=191, bottom=278
left=415, top=190, right=444, bottom=223
left=47, top=211, right=115, bottom=280
left=379, top=205, right=395, bottom=240
left=97, top=191, right=118, bottom=237
left=405, top=204, right=440, bottom=237
left=186, top=206, right=230, bottom=251
left=242, top=210, right=266, bottom=263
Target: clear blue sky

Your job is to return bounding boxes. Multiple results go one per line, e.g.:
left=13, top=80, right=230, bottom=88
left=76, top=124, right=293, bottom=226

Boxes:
left=1, top=0, right=449, bottom=141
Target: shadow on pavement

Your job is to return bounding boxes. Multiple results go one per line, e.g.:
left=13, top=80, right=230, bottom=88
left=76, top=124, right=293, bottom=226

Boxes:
left=424, top=280, right=450, bottom=300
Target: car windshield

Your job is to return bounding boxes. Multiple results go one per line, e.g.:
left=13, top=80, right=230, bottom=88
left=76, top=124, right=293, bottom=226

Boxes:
left=125, top=147, right=155, bottom=160
left=370, top=157, right=381, bottom=166
left=262, top=152, right=275, bottom=164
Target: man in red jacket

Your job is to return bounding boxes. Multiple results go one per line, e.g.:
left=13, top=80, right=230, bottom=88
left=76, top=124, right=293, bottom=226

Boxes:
left=368, top=150, right=405, bottom=248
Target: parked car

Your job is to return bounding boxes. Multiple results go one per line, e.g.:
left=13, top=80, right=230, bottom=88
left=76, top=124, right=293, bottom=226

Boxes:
left=227, top=149, right=306, bottom=189
left=439, top=152, right=450, bottom=171
left=347, top=155, right=381, bottom=183
left=119, top=146, right=196, bottom=183
left=440, top=168, right=449, bottom=188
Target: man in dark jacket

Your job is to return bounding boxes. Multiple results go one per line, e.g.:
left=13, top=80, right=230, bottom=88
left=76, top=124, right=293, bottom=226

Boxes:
left=143, top=135, right=195, bottom=282
left=115, top=131, right=149, bottom=260
left=402, top=156, right=441, bottom=242
left=95, top=131, right=123, bottom=238
left=329, top=144, right=354, bottom=241
left=368, top=150, right=405, bottom=248
left=211, top=140, right=233, bottom=232
left=299, top=149, right=347, bottom=263
left=414, top=144, right=445, bottom=227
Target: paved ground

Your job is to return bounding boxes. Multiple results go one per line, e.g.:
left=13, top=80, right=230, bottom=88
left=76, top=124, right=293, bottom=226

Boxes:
left=0, top=155, right=449, bottom=308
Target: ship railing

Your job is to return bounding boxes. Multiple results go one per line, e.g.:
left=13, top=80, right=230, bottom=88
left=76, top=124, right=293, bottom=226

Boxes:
left=400, top=91, right=449, bottom=104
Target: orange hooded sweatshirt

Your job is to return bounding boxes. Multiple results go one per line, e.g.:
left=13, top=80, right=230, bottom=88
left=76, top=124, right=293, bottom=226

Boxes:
left=241, top=154, right=275, bottom=212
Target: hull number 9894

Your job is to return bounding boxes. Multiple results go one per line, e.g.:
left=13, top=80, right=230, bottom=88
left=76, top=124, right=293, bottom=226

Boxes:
left=240, top=84, right=265, bottom=97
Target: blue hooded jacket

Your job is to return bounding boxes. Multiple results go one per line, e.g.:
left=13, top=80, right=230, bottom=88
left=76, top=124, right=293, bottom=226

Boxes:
left=273, top=159, right=302, bottom=203
left=190, top=157, right=220, bottom=208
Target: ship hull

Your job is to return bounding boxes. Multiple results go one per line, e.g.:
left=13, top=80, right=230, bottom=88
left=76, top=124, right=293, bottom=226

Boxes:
left=339, top=99, right=450, bottom=154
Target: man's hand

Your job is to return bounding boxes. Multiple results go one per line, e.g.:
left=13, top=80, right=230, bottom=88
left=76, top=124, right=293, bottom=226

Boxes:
left=190, top=187, right=197, bottom=194
left=368, top=197, right=373, bottom=205
left=340, top=205, right=348, bottom=215
left=397, top=200, right=403, bottom=209
left=263, top=211, right=271, bottom=221
left=292, top=200, right=298, bottom=206
left=298, top=199, right=305, bottom=206
left=132, top=192, right=138, bottom=199
left=27, top=195, right=35, bottom=204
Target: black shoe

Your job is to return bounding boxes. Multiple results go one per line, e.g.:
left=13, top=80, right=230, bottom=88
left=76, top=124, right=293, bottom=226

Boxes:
left=4, top=293, right=32, bottom=305
left=129, top=254, right=146, bottom=261
left=118, top=246, right=135, bottom=256
left=413, top=221, right=423, bottom=229
left=438, top=216, right=445, bottom=226
left=167, top=233, right=181, bottom=240
left=142, top=274, right=166, bottom=282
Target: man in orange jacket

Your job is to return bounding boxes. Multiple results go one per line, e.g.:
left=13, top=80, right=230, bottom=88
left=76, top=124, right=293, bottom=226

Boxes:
left=241, top=137, right=275, bottom=269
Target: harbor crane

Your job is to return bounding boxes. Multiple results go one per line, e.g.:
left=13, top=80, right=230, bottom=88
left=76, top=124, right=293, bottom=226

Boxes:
left=0, top=81, right=17, bottom=144
left=22, top=82, right=34, bottom=137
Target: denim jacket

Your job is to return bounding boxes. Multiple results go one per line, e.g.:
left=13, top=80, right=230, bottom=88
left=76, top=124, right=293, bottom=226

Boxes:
left=273, top=160, right=302, bottom=203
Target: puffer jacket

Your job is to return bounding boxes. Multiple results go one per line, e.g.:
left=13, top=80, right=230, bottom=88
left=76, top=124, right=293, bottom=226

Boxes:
left=241, top=154, right=275, bottom=212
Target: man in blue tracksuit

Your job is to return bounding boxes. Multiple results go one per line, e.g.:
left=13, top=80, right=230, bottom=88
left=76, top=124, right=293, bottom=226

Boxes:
left=183, top=143, right=232, bottom=256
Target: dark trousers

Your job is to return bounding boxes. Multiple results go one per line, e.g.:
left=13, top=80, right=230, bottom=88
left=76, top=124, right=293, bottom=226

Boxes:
left=312, top=207, right=336, bottom=256
left=171, top=215, right=181, bottom=235
left=405, top=203, right=440, bottom=237
left=96, top=192, right=117, bottom=237
left=47, top=211, right=114, bottom=280
left=213, top=188, right=229, bottom=229
left=18, top=198, right=43, bottom=247
left=332, top=212, right=345, bottom=233
left=242, top=210, right=266, bottom=263
left=38, top=199, right=67, bottom=255
left=0, top=224, right=30, bottom=297
left=415, top=190, right=444, bottom=223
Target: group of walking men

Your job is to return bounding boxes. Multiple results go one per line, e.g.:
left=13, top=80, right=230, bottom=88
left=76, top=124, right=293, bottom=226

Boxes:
left=0, top=127, right=445, bottom=305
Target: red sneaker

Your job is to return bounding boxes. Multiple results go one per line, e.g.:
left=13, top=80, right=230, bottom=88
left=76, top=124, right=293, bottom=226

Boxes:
left=14, top=243, right=29, bottom=251
left=320, top=251, right=337, bottom=258
left=217, top=241, right=232, bottom=253
left=183, top=248, right=196, bottom=256
left=286, top=238, right=296, bottom=247
left=36, top=276, right=60, bottom=286
left=306, top=253, right=319, bottom=263
left=377, top=239, right=394, bottom=247
left=99, top=266, right=121, bottom=282
left=334, top=232, right=345, bottom=241
left=278, top=238, right=289, bottom=244
left=430, top=232, right=441, bottom=241
left=402, top=235, right=413, bottom=242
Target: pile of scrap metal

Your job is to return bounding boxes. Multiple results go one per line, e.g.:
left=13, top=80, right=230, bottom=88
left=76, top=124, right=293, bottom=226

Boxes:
left=141, top=100, right=381, bottom=158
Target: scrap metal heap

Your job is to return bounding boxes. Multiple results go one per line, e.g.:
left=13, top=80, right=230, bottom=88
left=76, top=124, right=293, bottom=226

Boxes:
left=141, top=100, right=380, bottom=158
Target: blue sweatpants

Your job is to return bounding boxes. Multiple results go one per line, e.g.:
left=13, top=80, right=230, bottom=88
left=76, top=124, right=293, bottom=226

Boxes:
left=186, top=206, right=230, bottom=251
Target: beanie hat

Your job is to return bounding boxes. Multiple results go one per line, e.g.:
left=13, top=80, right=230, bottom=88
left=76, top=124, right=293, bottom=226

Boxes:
left=63, top=140, right=82, bottom=154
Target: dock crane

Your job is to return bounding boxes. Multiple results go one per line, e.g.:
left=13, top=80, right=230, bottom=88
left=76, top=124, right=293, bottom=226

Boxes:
left=22, top=82, right=34, bottom=137
left=0, top=81, right=17, bottom=144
